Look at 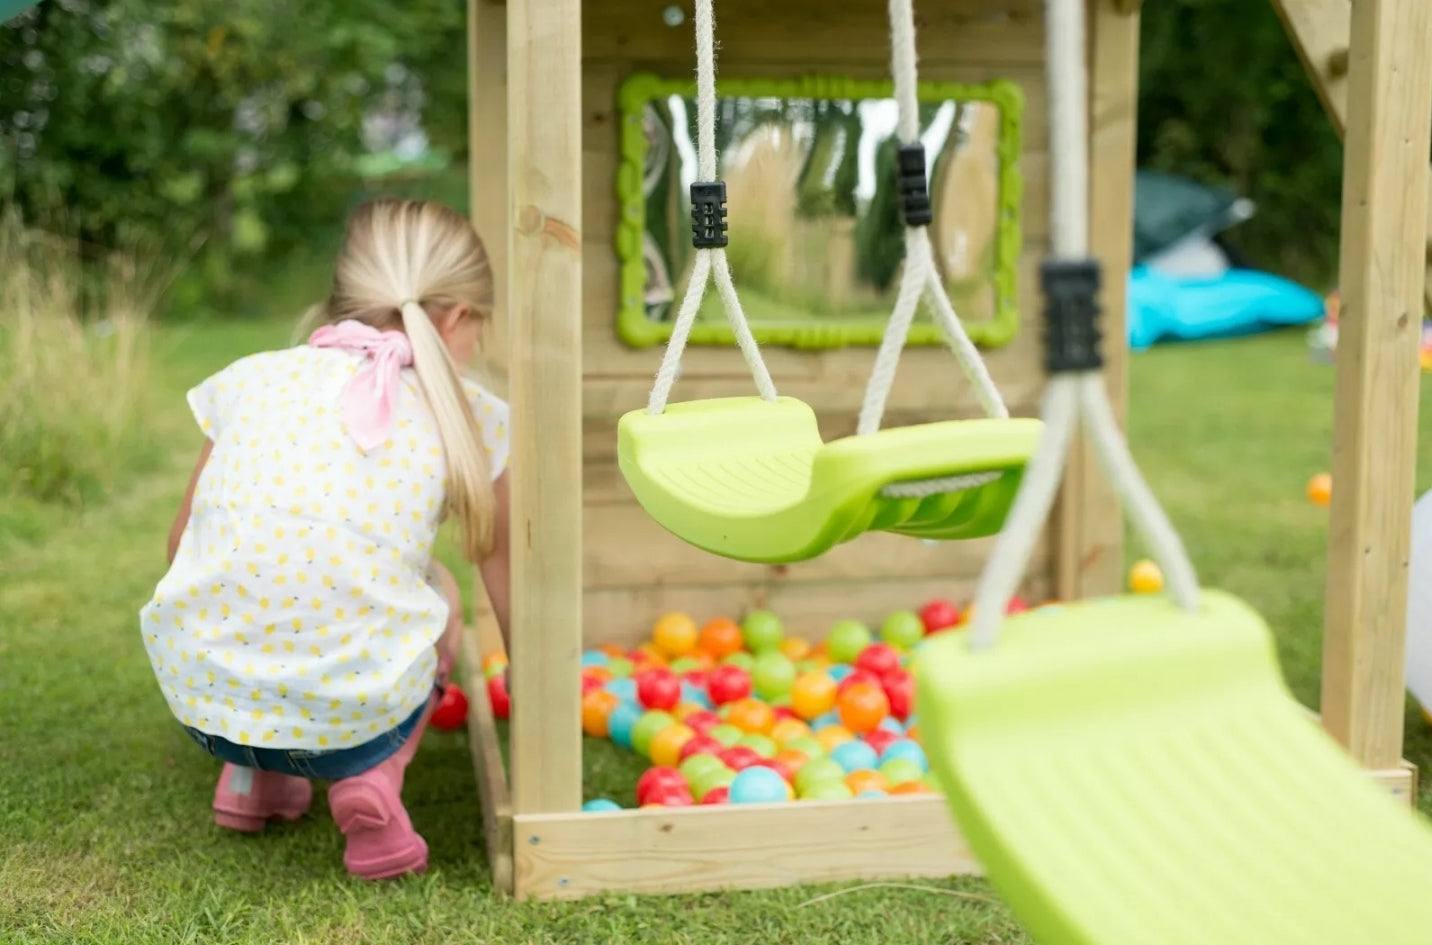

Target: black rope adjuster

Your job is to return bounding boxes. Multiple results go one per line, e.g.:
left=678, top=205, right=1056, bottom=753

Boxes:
left=690, top=181, right=729, bottom=248
left=1041, top=259, right=1104, bottom=373
left=896, top=145, right=932, bottom=228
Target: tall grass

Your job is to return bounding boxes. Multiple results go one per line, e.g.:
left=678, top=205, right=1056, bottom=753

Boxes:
left=0, top=207, right=162, bottom=514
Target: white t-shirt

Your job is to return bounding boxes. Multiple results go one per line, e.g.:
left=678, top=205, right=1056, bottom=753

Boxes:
left=139, top=344, right=509, bottom=750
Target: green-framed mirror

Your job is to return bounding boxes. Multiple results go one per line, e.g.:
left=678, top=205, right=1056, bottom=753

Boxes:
left=615, top=72, right=1025, bottom=351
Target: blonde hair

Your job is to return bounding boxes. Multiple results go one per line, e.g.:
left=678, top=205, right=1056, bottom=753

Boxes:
left=306, top=198, right=497, bottom=562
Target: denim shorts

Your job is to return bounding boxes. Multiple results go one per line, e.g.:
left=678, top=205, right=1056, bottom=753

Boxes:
left=183, top=698, right=428, bottom=781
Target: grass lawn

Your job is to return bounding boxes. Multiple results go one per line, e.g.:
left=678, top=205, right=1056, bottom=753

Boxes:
left=5, top=314, right=1432, bottom=943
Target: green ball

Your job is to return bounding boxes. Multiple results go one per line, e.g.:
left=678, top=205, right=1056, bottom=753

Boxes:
left=880, top=610, right=926, bottom=651
left=741, top=610, right=785, bottom=654
left=750, top=651, right=797, bottom=701
left=607, top=657, right=635, bottom=678
left=785, top=735, right=828, bottom=760
left=631, top=710, right=676, bottom=757
left=691, top=766, right=737, bottom=801
left=800, top=779, right=855, bottom=801
left=669, top=656, right=701, bottom=675
left=880, top=757, right=925, bottom=786
left=721, top=651, right=755, bottom=672
left=795, top=659, right=822, bottom=674
left=737, top=733, right=778, bottom=759
left=708, top=723, right=745, bottom=748
left=771, top=692, right=792, bottom=708
left=794, top=757, right=847, bottom=795
left=827, top=620, right=873, bottom=664
left=679, top=752, right=727, bottom=785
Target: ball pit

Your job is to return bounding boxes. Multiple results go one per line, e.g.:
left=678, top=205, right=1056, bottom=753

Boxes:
left=478, top=595, right=1053, bottom=810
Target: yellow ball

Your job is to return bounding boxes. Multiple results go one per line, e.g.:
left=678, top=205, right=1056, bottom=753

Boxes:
left=814, top=724, right=855, bottom=752
left=1128, top=559, right=1164, bottom=594
left=1307, top=472, right=1333, bottom=507
left=651, top=612, right=699, bottom=659
left=648, top=723, right=696, bottom=768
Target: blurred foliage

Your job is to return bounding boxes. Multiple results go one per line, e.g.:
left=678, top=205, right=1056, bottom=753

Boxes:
left=1137, top=0, right=1346, bottom=289
left=0, top=0, right=465, bottom=309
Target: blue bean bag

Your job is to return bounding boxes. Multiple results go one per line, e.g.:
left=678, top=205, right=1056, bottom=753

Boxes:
left=1126, top=264, right=1327, bottom=351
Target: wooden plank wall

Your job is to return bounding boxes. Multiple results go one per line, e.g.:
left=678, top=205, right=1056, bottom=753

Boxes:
left=475, top=0, right=1094, bottom=649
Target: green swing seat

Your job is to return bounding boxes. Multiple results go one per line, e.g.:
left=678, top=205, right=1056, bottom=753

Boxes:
left=916, top=590, right=1432, bottom=945
left=617, top=396, right=1042, bottom=564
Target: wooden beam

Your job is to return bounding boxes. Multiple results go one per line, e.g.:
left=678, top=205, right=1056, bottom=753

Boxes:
left=1319, top=0, right=1432, bottom=770
left=1269, top=0, right=1432, bottom=313
left=469, top=0, right=510, bottom=393
left=460, top=619, right=514, bottom=892
left=1055, top=0, right=1140, bottom=601
left=510, top=795, right=978, bottom=900
left=506, top=0, right=584, bottom=815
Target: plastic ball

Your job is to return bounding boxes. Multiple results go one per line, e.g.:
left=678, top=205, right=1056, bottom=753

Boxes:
left=606, top=657, right=635, bottom=678
left=636, top=766, right=687, bottom=805
left=580, top=689, right=621, bottom=738
left=882, top=670, right=916, bottom=721
left=721, top=651, right=755, bottom=672
left=632, top=643, right=668, bottom=669
left=635, top=669, right=682, bottom=711
left=580, top=650, right=610, bottom=669
left=601, top=674, right=637, bottom=704
left=760, top=758, right=797, bottom=784
left=684, top=709, right=721, bottom=736
left=723, top=697, right=774, bottom=736
left=646, top=781, right=696, bottom=806
left=800, top=779, right=855, bottom=801
left=432, top=683, right=470, bottom=731
left=649, top=722, right=697, bottom=768
left=826, top=665, right=853, bottom=684
left=829, top=738, right=880, bottom=774
left=691, top=766, right=738, bottom=801
left=837, top=681, right=890, bottom=734
left=697, top=617, right=744, bottom=659
left=880, top=610, right=926, bottom=650
left=779, top=637, right=812, bottom=661
left=679, top=682, right=715, bottom=710
left=876, top=715, right=905, bottom=735
left=772, top=747, right=810, bottom=775
left=582, top=798, right=622, bottom=812
left=671, top=700, right=706, bottom=722
left=750, top=651, right=797, bottom=701
left=729, top=766, right=791, bottom=804
left=827, top=619, right=873, bottom=664
left=769, top=716, right=812, bottom=747
left=718, top=746, right=764, bottom=772
left=485, top=675, right=510, bottom=720
left=1128, top=559, right=1164, bottom=594
left=652, top=612, right=699, bottom=659
left=701, top=785, right=731, bottom=805
left=669, top=656, right=701, bottom=675
left=789, top=671, right=838, bottom=721
left=707, top=723, right=745, bottom=748
left=810, top=710, right=842, bottom=731
left=678, top=751, right=728, bottom=786
left=919, top=598, right=961, bottom=634
left=878, top=738, right=929, bottom=772
left=784, top=735, right=828, bottom=760
left=863, top=728, right=902, bottom=757
left=678, top=733, right=725, bottom=765
left=631, top=710, right=677, bottom=757
left=814, top=724, right=856, bottom=752
left=740, top=610, right=785, bottom=654
left=880, top=757, right=925, bottom=786
left=854, top=642, right=902, bottom=679
left=794, top=757, right=848, bottom=796
left=736, top=733, right=778, bottom=759
left=606, top=700, right=644, bottom=749
left=706, top=665, right=753, bottom=706
left=845, top=769, right=889, bottom=795
left=1308, top=472, right=1332, bottom=507
left=888, top=780, right=933, bottom=796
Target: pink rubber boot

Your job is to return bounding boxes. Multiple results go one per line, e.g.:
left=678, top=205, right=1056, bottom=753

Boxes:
left=212, top=763, right=313, bottom=833
left=327, top=696, right=436, bottom=880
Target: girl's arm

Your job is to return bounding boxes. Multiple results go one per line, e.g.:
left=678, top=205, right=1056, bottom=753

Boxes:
left=168, top=439, right=214, bottom=564
left=478, top=469, right=512, bottom=652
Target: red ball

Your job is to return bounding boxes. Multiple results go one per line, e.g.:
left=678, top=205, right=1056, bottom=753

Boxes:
left=636, top=668, right=682, bottom=711
left=771, top=706, right=800, bottom=723
left=684, top=709, right=722, bottom=735
left=486, top=674, right=511, bottom=720
left=680, top=669, right=710, bottom=689
left=1006, top=597, right=1030, bottom=616
left=431, top=683, right=470, bottom=730
left=701, top=785, right=730, bottom=805
left=759, top=759, right=795, bottom=784
left=678, top=734, right=724, bottom=762
left=919, top=598, right=961, bottom=633
left=882, top=668, right=916, bottom=721
left=580, top=673, right=603, bottom=696
left=706, top=665, right=753, bottom=706
left=646, top=781, right=695, bottom=807
left=718, top=746, right=763, bottom=772
left=863, top=728, right=901, bottom=757
left=636, top=766, right=686, bottom=805
left=855, top=642, right=902, bottom=679
left=837, top=668, right=881, bottom=697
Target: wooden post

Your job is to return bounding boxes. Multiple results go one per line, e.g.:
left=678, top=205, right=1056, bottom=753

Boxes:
left=1269, top=0, right=1432, bottom=313
left=469, top=0, right=510, bottom=403
left=1055, top=0, right=1140, bottom=601
left=1320, top=0, right=1432, bottom=769
left=506, top=0, right=584, bottom=815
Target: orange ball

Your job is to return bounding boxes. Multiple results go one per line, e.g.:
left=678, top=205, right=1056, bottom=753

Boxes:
left=905, top=723, right=921, bottom=743
left=698, top=617, right=745, bottom=659
left=632, top=643, right=669, bottom=668
left=652, top=612, right=699, bottom=659
left=773, top=747, right=810, bottom=773
left=685, top=649, right=716, bottom=670
left=837, top=681, right=890, bottom=734
left=580, top=689, right=621, bottom=738
left=790, top=671, right=837, bottom=721
left=481, top=652, right=508, bottom=674
left=888, top=780, right=934, bottom=796
left=671, top=701, right=706, bottom=721
left=648, top=723, right=697, bottom=767
left=769, top=716, right=812, bottom=746
left=584, top=666, right=613, bottom=684
left=725, top=698, right=775, bottom=736
left=1307, top=472, right=1332, bottom=507
left=814, top=724, right=855, bottom=751
left=598, top=643, right=627, bottom=658
left=845, top=769, right=889, bottom=795
left=779, top=637, right=812, bottom=661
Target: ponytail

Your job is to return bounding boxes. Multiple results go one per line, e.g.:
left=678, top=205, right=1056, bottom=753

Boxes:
left=400, top=300, right=496, bottom=561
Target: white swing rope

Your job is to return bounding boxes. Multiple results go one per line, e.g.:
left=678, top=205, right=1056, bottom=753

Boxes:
left=963, top=0, right=1200, bottom=651
left=646, top=0, right=778, bottom=416
left=864, top=0, right=1013, bottom=499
